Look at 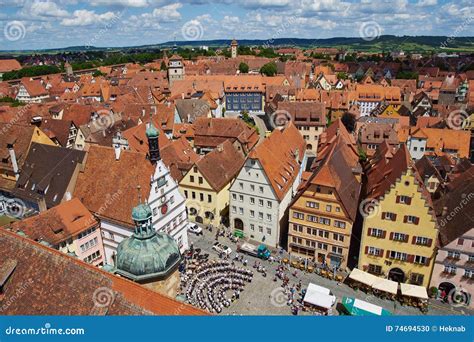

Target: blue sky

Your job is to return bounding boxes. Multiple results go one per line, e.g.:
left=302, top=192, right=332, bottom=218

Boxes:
left=0, top=0, right=473, bottom=50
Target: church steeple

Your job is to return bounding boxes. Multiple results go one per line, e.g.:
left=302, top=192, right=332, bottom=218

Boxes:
left=146, top=113, right=160, bottom=164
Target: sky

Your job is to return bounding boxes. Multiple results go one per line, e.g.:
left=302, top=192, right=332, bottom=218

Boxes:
left=0, top=0, right=473, bottom=50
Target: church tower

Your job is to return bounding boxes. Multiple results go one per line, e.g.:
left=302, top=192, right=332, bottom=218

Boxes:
left=146, top=116, right=160, bottom=164
left=231, top=39, right=238, bottom=59
left=168, top=54, right=185, bottom=85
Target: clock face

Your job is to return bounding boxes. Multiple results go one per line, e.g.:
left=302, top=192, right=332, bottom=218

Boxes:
left=161, top=204, right=168, bottom=215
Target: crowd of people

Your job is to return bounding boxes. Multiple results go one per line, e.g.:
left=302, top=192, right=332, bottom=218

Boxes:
left=180, top=258, right=253, bottom=313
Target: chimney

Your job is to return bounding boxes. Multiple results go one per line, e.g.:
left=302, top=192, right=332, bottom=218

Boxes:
left=142, top=108, right=146, bottom=117
left=182, top=92, right=185, bottom=100
left=217, top=144, right=223, bottom=152
left=8, top=145, right=19, bottom=181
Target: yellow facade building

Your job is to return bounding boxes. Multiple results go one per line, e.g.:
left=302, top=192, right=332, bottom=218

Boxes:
left=358, top=145, right=438, bottom=287
left=179, top=140, right=245, bottom=227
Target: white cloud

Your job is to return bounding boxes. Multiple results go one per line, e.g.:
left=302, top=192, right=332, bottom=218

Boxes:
left=60, top=9, right=118, bottom=26
left=152, top=3, right=182, bottom=22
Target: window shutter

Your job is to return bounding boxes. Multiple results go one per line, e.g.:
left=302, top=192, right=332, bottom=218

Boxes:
left=367, top=228, right=372, bottom=236
left=408, top=254, right=415, bottom=263
left=396, top=196, right=400, bottom=203
left=389, top=232, right=394, bottom=240
left=406, top=197, right=412, bottom=205
left=393, top=214, right=397, bottom=221
left=382, top=212, right=386, bottom=219
left=425, top=257, right=431, bottom=266
left=404, top=234, right=409, bottom=243
left=382, top=230, right=387, bottom=239
left=427, top=238, right=433, bottom=247
left=379, top=249, right=384, bottom=257
left=403, top=216, right=407, bottom=223
left=412, top=236, right=417, bottom=244
left=414, top=217, right=420, bottom=225
left=386, top=250, right=390, bottom=258
left=365, top=246, right=369, bottom=254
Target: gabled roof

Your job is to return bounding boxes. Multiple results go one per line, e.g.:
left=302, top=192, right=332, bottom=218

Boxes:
left=0, top=229, right=205, bottom=315
left=0, top=59, right=21, bottom=72
left=74, top=145, right=155, bottom=227
left=161, top=137, right=200, bottom=182
left=306, top=138, right=361, bottom=221
left=13, top=143, right=86, bottom=209
left=434, top=166, right=474, bottom=247
left=249, top=122, right=305, bottom=201
left=195, top=140, right=245, bottom=192
left=6, top=198, right=97, bottom=246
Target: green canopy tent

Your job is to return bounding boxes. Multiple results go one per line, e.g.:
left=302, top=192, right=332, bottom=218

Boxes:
left=341, top=297, right=392, bottom=316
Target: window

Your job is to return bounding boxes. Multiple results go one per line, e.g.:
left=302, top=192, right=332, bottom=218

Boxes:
left=259, top=226, right=263, bottom=233
left=250, top=197, right=255, bottom=205
left=208, top=195, right=212, bottom=203
left=258, top=212, right=263, bottom=220
left=326, top=205, right=332, bottom=212
left=319, top=217, right=330, bottom=225
left=293, top=212, right=304, bottom=220
left=405, top=215, right=419, bottom=224
left=458, top=238, right=464, bottom=246
left=190, top=175, right=195, bottom=183
left=392, top=232, right=408, bottom=242
left=334, top=220, right=345, bottom=228
left=444, top=265, right=457, bottom=275
left=397, top=195, right=411, bottom=204
left=232, top=193, right=237, bottom=200
left=383, top=212, right=396, bottom=221
left=332, top=246, right=343, bottom=255
left=367, top=247, right=382, bottom=256
left=184, top=190, right=188, bottom=198
left=258, top=199, right=263, bottom=207
left=368, top=264, right=382, bottom=275
left=192, top=191, right=196, bottom=199
left=335, top=207, right=341, bottom=212
left=267, top=201, right=272, bottom=209
left=333, top=233, right=344, bottom=242
left=239, top=195, right=244, bottom=202
left=259, top=186, right=264, bottom=193
left=250, top=224, right=255, bottom=231
left=239, top=207, right=244, bottom=215
left=266, top=228, right=271, bottom=235
left=389, top=251, right=407, bottom=261
left=198, top=177, right=203, bottom=184
left=239, top=182, right=243, bottom=189
left=250, top=210, right=255, bottom=218
left=414, top=255, right=428, bottom=265
left=250, top=184, right=255, bottom=191
left=200, top=193, right=204, bottom=201
left=306, top=201, right=319, bottom=209
left=464, top=269, right=474, bottom=279
left=153, top=207, right=158, bottom=216
left=307, top=215, right=318, bottom=222
left=369, top=228, right=385, bottom=238
left=317, top=242, right=328, bottom=250
left=447, top=251, right=461, bottom=260
left=266, top=214, right=272, bottom=222
left=468, top=255, right=474, bottom=263
left=410, top=273, right=424, bottom=286
left=231, top=206, right=236, bottom=214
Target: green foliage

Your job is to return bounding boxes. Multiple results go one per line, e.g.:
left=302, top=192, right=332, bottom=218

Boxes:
left=160, top=60, right=168, bottom=71
left=0, top=96, right=24, bottom=107
left=396, top=71, right=419, bottom=79
left=358, top=146, right=367, bottom=162
left=2, top=65, right=61, bottom=81
left=239, top=62, right=249, bottom=74
left=337, top=72, right=348, bottom=80
left=257, top=48, right=278, bottom=58
left=260, top=62, right=277, bottom=76
left=92, top=70, right=106, bottom=77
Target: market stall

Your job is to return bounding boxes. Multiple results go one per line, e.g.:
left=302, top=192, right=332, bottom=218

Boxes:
left=303, top=283, right=336, bottom=312
left=347, top=268, right=378, bottom=291
left=340, top=297, right=392, bottom=316
left=372, top=278, right=398, bottom=300
left=400, top=283, right=429, bottom=312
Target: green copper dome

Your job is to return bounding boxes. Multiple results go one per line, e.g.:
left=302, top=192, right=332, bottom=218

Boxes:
left=132, top=203, right=152, bottom=222
left=115, top=232, right=181, bottom=282
left=146, top=122, right=159, bottom=138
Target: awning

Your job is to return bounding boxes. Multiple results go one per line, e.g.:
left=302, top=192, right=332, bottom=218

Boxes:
left=303, top=283, right=336, bottom=310
left=341, top=297, right=392, bottom=316
left=400, top=283, right=428, bottom=299
left=348, top=268, right=378, bottom=287
left=372, top=278, right=398, bottom=295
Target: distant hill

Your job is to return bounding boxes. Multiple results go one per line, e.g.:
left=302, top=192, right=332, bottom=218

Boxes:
left=1, top=35, right=474, bottom=54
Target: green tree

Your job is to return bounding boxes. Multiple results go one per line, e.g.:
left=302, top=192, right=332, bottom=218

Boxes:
left=260, top=62, right=277, bottom=76
left=160, top=60, right=168, bottom=71
left=239, top=62, right=249, bottom=74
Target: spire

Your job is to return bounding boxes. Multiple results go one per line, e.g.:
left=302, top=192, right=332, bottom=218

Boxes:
left=131, top=184, right=154, bottom=238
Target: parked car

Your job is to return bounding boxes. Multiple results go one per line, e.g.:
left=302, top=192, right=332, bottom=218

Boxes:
left=212, top=242, right=232, bottom=256
left=188, top=224, right=203, bottom=235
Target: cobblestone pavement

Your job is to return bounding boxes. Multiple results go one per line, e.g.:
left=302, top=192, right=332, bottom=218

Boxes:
left=187, top=227, right=473, bottom=316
